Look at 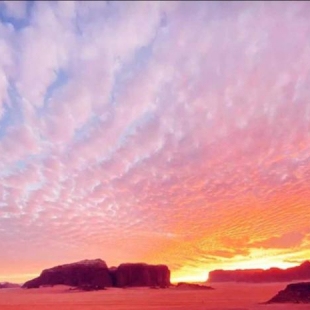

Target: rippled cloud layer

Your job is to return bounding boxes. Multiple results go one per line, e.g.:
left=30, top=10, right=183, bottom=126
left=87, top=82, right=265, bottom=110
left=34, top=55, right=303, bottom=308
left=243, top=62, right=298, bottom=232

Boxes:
left=0, top=1, right=310, bottom=283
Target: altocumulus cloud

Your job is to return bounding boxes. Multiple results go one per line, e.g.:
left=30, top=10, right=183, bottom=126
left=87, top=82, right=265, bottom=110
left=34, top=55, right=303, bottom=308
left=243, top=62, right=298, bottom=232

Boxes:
left=0, top=1, right=310, bottom=282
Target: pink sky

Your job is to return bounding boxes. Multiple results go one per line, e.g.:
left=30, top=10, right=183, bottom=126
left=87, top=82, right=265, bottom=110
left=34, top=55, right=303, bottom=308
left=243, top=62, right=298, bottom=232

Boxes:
left=0, top=1, right=310, bottom=283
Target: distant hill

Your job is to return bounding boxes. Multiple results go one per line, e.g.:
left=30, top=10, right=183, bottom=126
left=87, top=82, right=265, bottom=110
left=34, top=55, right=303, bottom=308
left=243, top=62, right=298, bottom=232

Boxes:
left=208, top=261, right=310, bottom=283
left=0, top=282, right=20, bottom=289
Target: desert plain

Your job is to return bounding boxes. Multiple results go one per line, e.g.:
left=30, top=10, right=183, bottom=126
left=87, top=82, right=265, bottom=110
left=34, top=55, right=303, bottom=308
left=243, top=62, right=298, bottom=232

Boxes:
left=0, top=282, right=309, bottom=310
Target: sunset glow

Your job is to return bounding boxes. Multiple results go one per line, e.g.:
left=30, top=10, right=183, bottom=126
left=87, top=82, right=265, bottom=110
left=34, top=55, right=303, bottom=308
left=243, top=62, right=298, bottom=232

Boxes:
left=0, top=1, right=310, bottom=285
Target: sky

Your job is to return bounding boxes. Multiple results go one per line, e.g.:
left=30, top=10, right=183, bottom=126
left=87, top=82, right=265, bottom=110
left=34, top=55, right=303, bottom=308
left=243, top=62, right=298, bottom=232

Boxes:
left=0, top=1, right=310, bottom=284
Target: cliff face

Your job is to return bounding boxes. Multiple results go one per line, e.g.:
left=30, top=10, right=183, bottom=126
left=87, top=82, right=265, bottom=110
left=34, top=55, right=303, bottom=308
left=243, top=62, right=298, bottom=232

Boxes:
left=208, top=261, right=310, bottom=283
left=22, top=260, right=171, bottom=290
left=114, top=263, right=170, bottom=288
left=22, top=259, right=113, bottom=289
left=267, top=282, right=310, bottom=303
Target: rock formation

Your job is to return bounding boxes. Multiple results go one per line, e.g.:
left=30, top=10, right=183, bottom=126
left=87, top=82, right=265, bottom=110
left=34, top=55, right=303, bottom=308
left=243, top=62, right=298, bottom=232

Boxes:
left=175, top=282, right=214, bottom=290
left=22, top=259, right=171, bottom=290
left=208, top=261, right=310, bottom=283
left=108, top=266, right=117, bottom=287
left=22, top=259, right=113, bottom=289
left=0, top=282, right=20, bottom=289
left=267, top=282, right=310, bottom=303
left=113, top=263, right=170, bottom=288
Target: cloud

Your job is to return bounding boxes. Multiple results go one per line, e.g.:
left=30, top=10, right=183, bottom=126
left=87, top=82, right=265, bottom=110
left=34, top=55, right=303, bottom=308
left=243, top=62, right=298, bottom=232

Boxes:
left=0, top=1, right=310, bottom=283
left=1, top=1, right=28, bottom=20
left=249, top=232, right=305, bottom=249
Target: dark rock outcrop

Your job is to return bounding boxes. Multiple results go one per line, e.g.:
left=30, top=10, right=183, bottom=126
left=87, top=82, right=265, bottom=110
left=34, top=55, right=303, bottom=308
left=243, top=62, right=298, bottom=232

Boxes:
left=114, top=263, right=170, bottom=288
left=22, top=259, right=171, bottom=290
left=74, top=284, right=107, bottom=291
left=22, top=259, right=113, bottom=289
left=267, top=282, right=310, bottom=303
left=108, top=266, right=117, bottom=287
left=208, top=261, right=310, bottom=283
left=0, top=282, right=20, bottom=289
left=175, top=282, right=214, bottom=290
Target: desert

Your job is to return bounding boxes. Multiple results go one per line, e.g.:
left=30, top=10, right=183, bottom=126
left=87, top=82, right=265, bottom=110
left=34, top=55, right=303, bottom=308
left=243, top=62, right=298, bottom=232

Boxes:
left=2, top=259, right=310, bottom=310
left=1, top=1, right=310, bottom=310
left=1, top=282, right=310, bottom=310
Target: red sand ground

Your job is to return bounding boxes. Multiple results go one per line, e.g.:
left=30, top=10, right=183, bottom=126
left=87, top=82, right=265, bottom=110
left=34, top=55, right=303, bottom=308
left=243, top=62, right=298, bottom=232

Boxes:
left=0, top=283, right=309, bottom=310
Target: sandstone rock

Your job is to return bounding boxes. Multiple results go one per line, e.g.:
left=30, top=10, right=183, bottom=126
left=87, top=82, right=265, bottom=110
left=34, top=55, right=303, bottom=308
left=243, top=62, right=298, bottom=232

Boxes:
left=208, top=261, right=310, bottom=283
left=108, top=266, right=117, bottom=286
left=114, top=263, right=170, bottom=288
left=175, top=282, right=214, bottom=290
left=22, top=259, right=171, bottom=290
left=267, top=282, right=310, bottom=303
left=22, top=259, right=113, bottom=289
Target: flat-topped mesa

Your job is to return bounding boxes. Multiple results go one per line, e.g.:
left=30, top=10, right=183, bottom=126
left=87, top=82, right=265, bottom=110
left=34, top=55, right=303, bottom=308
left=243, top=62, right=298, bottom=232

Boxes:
left=22, top=260, right=171, bottom=290
left=267, top=282, right=310, bottom=303
left=114, top=263, right=170, bottom=288
left=22, top=259, right=112, bottom=289
left=208, top=261, right=310, bottom=283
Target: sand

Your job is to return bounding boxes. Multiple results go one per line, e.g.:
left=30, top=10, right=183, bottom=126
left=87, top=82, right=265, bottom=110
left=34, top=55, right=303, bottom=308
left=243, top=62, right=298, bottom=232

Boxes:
left=0, top=283, right=309, bottom=310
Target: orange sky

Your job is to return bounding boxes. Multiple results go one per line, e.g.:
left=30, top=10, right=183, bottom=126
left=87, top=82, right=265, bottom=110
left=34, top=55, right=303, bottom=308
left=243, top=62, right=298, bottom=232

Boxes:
left=0, top=1, right=310, bottom=284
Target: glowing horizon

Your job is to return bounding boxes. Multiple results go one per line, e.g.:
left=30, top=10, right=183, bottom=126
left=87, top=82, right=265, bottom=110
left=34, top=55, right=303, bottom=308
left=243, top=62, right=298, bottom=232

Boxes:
left=0, top=1, right=310, bottom=285
left=0, top=257, right=306, bottom=284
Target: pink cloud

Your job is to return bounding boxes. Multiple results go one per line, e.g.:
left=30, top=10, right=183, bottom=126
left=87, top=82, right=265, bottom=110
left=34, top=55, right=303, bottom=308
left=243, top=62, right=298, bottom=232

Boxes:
left=1, top=1, right=310, bottom=283
left=2, top=1, right=28, bottom=20
left=0, top=125, right=40, bottom=168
